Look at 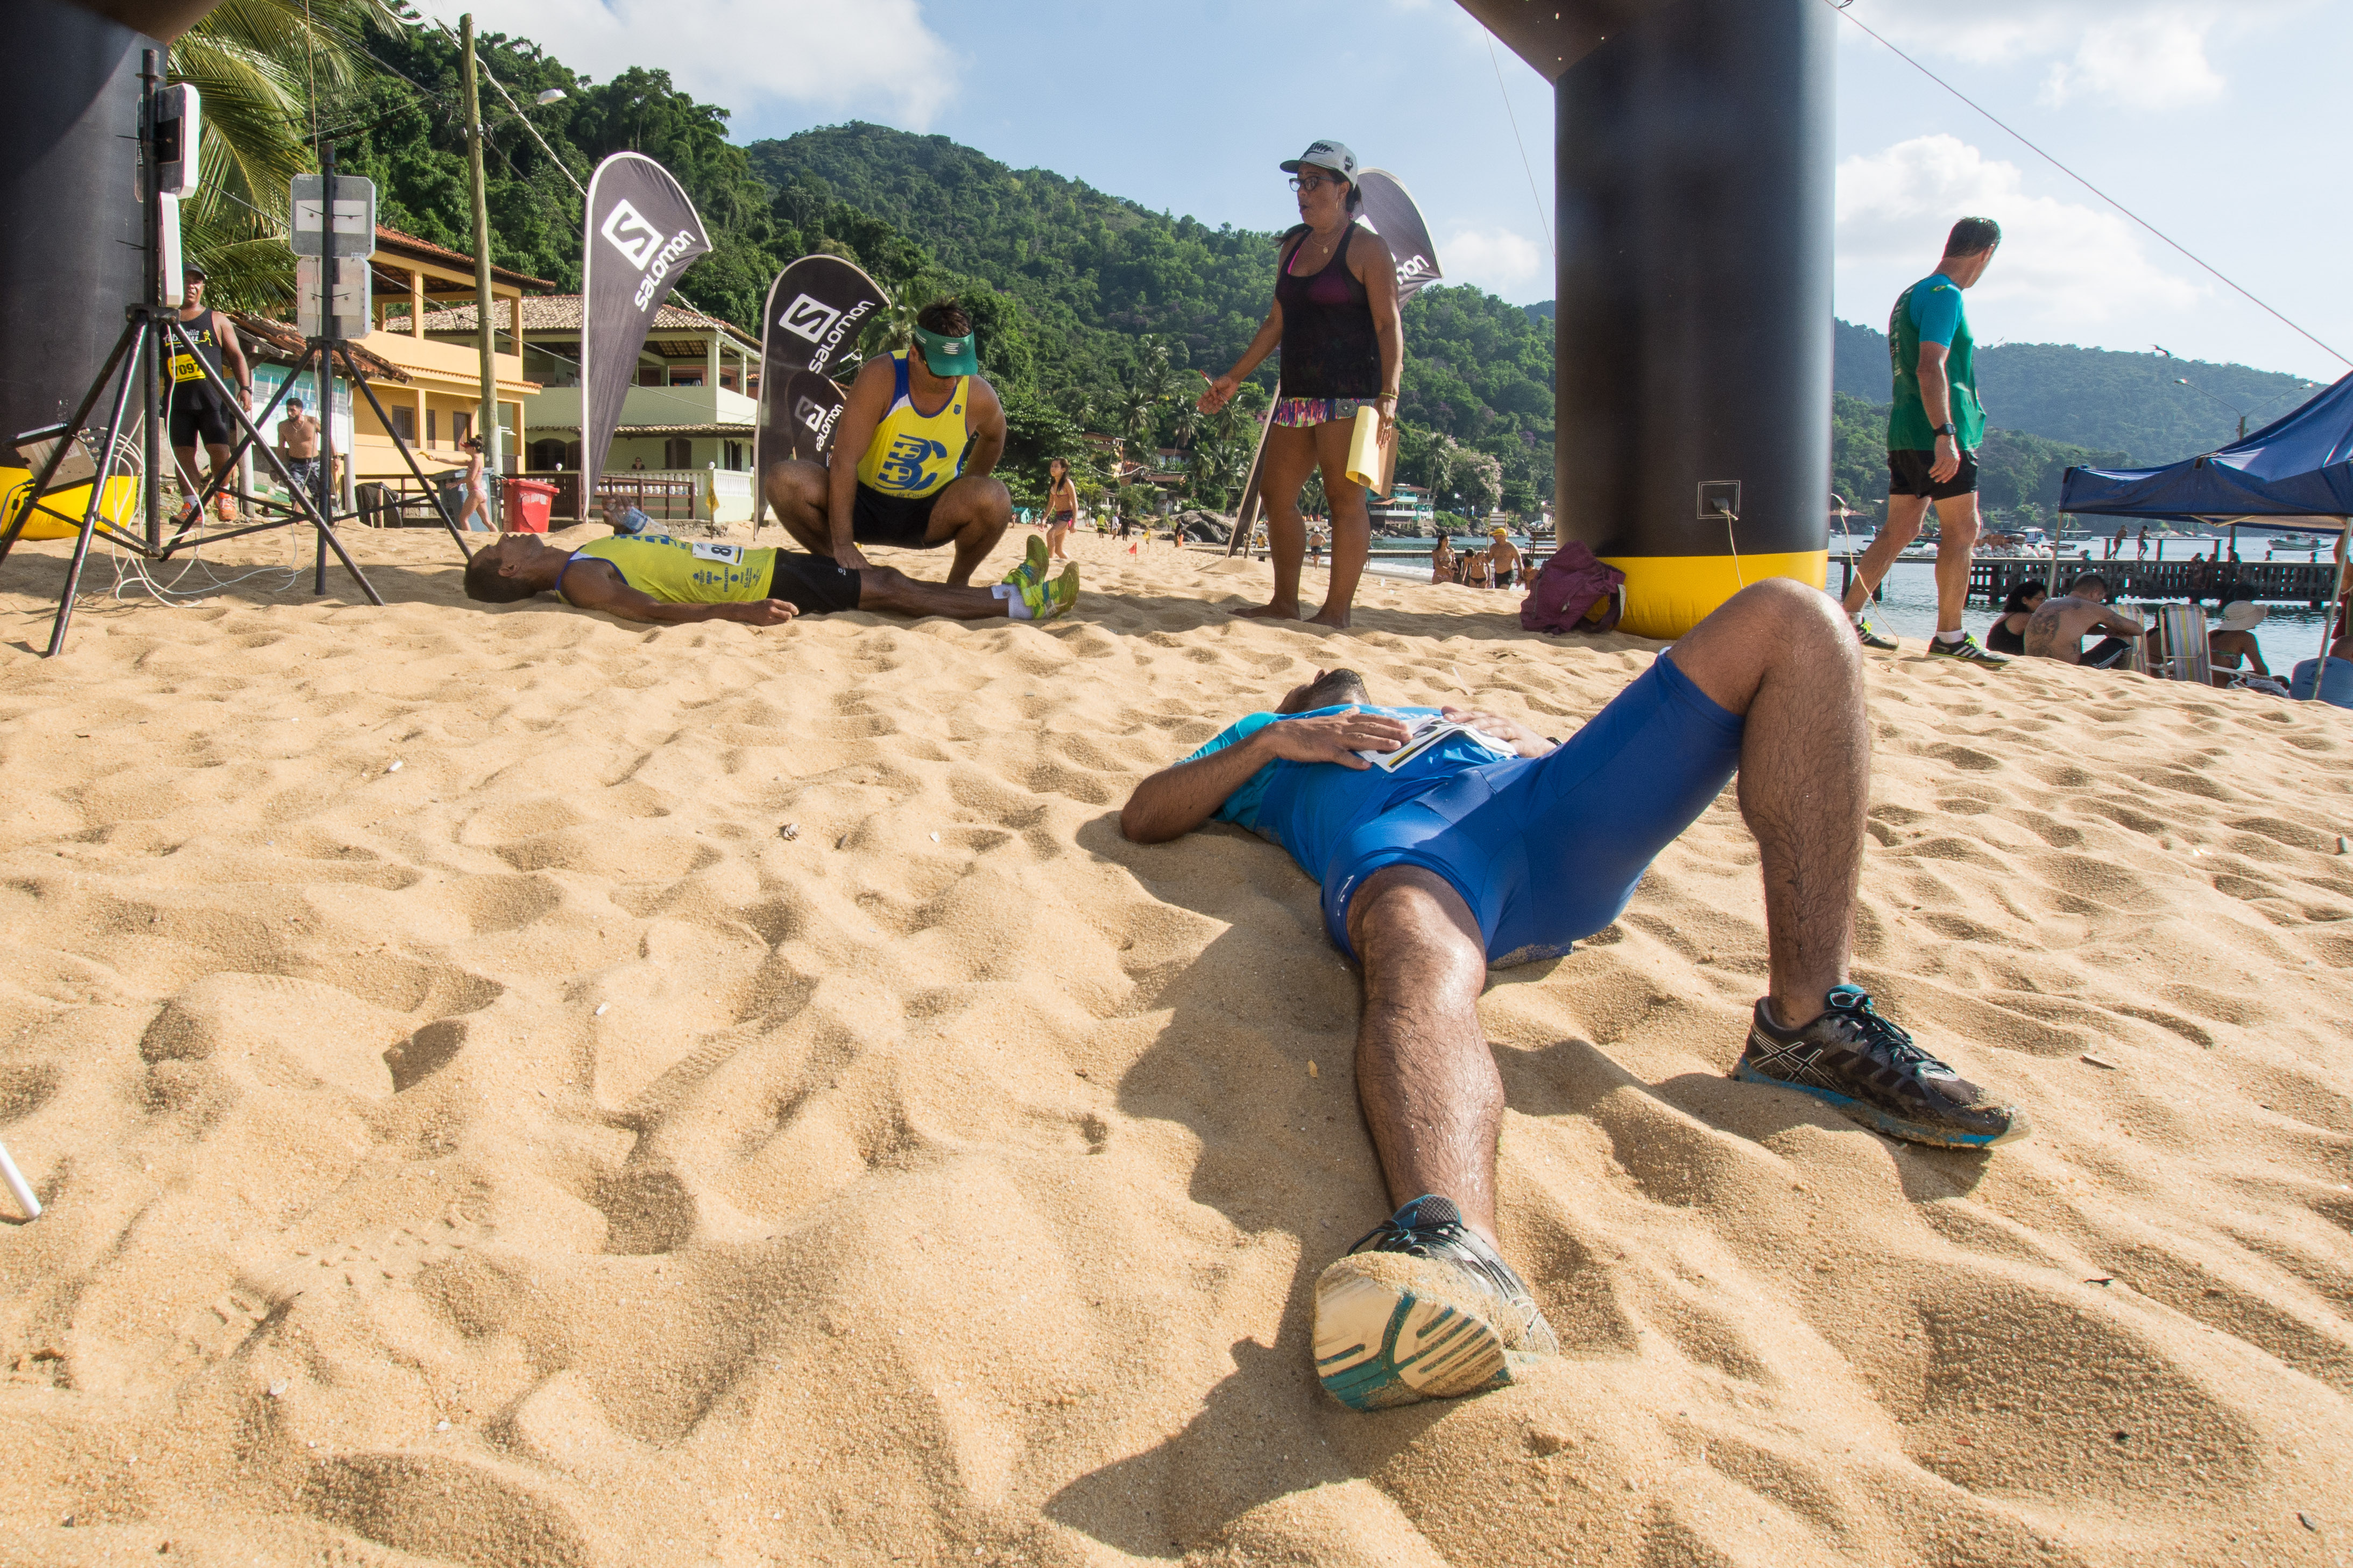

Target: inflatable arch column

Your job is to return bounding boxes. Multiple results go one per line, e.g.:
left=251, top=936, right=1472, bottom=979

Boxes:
left=1460, top=0, right=1835, bottom=638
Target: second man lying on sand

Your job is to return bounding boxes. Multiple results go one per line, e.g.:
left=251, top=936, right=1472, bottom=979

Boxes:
left=462, top=527, right=1075, bottom=627
left=1121, top=579, right=2030, bottom=1415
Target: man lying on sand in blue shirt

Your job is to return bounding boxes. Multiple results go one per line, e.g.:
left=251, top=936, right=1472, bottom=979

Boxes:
left=1119, top=579, right=2031, bottom=1414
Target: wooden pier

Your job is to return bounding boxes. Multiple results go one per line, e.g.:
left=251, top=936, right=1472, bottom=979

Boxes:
left=1960, top=556, right=2342, bottom=607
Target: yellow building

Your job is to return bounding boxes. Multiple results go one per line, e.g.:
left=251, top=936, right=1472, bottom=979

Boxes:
left=353, top=225, right=550, bottom=488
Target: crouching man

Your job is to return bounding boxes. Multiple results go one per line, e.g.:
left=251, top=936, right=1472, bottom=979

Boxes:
left=462, top=530, right=1075, bottom=627
left=1119, top=580, right=2030, bottom=1413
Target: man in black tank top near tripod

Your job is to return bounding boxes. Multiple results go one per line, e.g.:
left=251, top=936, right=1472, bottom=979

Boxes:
left=1199, top=140, right=1402, bottom=630
left=164, top=266, right=255, bottom=524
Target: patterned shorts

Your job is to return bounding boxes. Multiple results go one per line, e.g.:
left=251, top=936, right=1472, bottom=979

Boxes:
left=1270, top=396, right=1372, bottom=428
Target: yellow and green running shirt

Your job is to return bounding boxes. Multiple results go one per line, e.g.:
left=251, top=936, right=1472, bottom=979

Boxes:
left=853, top=352, right=973, bottom=499
left=562, top=534, right=773, bottom=603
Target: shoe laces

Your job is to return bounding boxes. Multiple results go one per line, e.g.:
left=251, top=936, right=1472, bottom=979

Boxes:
left=1820, top=985, right=1950, bottom=1076
left=1347, top=1197, right=1523, bottom=1300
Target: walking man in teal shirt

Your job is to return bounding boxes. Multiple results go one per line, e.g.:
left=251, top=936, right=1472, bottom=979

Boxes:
left=1841, top=217, right=2007, bottom=663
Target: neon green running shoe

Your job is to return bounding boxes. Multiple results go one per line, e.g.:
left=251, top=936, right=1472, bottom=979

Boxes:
left=1002, top=533, right=1050, bottom=592
left=1020, top=562, right=1078, bottom=623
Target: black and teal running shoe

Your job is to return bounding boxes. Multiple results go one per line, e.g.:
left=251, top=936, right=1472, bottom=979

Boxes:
left=1736, top=984, right=2031, bottom=1150
left=1312, top=1195, right=1558, bottom=1411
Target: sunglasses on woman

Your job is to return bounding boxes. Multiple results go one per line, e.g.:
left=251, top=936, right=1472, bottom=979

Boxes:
left=1288, top=174, right=1345, bottom=193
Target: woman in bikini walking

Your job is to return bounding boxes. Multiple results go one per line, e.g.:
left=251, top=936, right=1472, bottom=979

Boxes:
left=1044, top=456, right=1078, bottom=562
left=1198, top=140, right=1402, bottom=630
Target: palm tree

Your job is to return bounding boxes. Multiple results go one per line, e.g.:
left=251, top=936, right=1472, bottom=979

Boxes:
left=171, top=0, right=405, bottom=308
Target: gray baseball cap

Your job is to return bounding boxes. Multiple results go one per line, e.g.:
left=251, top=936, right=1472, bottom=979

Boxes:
left=1280, top=140, right=1359, bottom=181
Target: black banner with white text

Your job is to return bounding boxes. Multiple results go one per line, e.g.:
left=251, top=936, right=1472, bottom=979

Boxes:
left=581, top=153, right=711, bottom=482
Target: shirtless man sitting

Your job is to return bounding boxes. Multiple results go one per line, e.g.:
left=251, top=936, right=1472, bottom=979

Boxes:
left=2022, top=573, right=2145, bottom=668
left=461, top=528, right=1073, bottom=627
left=1120, top=579, right=2029, bottom=1414
left=759, top=299, right=1012, bottom=586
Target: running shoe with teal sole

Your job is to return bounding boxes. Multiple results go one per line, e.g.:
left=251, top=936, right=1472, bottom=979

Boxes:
left=1312, top=1195, right=1558, bottom=1412
left=1854, top=613, right=1900, bottom=651
left=1925, top=632, right=2010, bottom=666
left=1736, top=984, right=2031, bottom=1150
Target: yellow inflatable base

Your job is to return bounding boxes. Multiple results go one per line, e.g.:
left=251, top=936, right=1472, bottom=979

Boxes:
left=1605, top=549, right=1829, bottom=639
left=1, top=465, right=145, bottom=541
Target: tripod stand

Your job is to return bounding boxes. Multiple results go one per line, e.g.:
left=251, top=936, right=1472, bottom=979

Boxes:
left=0, top=52, right=475, bottom=658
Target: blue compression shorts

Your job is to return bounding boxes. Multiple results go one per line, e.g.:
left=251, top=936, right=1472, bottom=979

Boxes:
left=1319, top=654, right=1745, bottom=966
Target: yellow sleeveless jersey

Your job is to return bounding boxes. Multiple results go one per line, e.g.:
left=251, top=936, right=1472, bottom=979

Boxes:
left=853, top=352, right=972, bottom=499
left=565, top=535, right=774, bottom=603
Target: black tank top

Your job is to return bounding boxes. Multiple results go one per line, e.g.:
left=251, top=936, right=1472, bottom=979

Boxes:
left=1986, top=615, right=2026, bottom=655
left=1275, top=225, right=1381, bottom=399
left=165, top=308, right=229, bottom=402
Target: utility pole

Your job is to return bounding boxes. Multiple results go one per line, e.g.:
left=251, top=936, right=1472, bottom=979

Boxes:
left=461, top=15, right=501, bottom=522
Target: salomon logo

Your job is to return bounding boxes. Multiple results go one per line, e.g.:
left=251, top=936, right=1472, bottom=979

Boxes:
left=794, top=395, right=828, bottom=431
left=600, top=199, right=664, bottom=269
left=779, top=294, right=842, bottom=343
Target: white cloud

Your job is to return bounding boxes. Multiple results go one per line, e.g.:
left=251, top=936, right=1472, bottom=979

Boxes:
left=1835, top=134, right=2203, bottom=337
left=1439, top=226, right=1544, bottom=296
left=1845, top=0, right=2306, bottom=109
left=420, top=0, right=959, bottom=129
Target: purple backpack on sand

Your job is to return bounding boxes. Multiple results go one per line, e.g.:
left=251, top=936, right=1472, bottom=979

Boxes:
left=1520, top=541, right=1625, bottom=634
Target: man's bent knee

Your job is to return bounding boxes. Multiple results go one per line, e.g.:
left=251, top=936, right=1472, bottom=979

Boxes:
left=1346, top=865, right=1483, bottom=969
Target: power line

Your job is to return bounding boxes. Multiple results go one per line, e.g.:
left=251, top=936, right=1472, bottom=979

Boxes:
left=1824, top=0, right=2347, bottom=370
left=1484, top=31, right=1553, bottom=268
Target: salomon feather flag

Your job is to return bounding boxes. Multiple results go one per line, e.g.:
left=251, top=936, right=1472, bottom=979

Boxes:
left=754, top=256, right=889, bottom=477
left=1356, top=169, right=1443, bottom=301
left=581, top=153, right=711, bottom=482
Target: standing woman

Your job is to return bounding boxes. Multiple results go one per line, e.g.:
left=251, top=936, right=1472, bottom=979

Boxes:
left=455, top=436, right=492, bottom=533
left=1430, top=531, right=1455, bottom=584
left=1199, top=140, right=1401, bottom=629
left=1045, top=458, right=1078, bottom=560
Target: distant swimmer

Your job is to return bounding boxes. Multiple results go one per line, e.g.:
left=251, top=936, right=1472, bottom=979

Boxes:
left=1198, top=140, right=1401, bottom=631
left=1839, top=217, right=2008, bottom=664
left=1120, top=580, right=2029, bottom=1414
left=761, top=298, right=1012, bottom=586
left=461, top=529, right=1075, bottom=627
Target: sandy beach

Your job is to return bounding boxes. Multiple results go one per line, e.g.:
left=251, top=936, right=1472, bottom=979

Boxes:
left=0, top=520, right=2349, bottom=1566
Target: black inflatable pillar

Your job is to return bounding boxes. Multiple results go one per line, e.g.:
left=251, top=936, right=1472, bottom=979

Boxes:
left=1462, top=0, right=1835, bottom=635
left=0, top=0, right=152, bottom=449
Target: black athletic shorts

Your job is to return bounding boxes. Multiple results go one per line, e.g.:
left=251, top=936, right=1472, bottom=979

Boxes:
left=852, top=482, right=943, bottom=548
left=764, top=550, right=863, bottom=615
left=169, top=395, right=234, bottom=449
left=1887, top=447, right=1978, bottom=501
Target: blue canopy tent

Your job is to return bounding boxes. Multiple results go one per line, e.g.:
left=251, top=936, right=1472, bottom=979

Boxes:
left=2061, top=373, right=2352, bottom=695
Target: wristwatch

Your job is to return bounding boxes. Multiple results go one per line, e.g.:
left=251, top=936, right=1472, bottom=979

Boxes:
left=1931, top=422, right=1956, bottom=438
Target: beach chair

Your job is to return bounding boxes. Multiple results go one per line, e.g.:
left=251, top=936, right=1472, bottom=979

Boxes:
left=2152, top=605, right=2212, bottom=685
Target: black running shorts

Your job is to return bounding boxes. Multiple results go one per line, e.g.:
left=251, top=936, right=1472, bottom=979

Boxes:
left=852, top=482, right=943, bottom=548
left=169, top=395, right=234, bottom=449
left=765, top=551, right=863, bottom=615
left=1886, top=447, right=1979, bottom=501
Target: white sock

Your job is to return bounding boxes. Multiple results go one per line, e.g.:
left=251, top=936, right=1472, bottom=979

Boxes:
left=1935, top=628, right=1966, bottom=644
left=993, top=582, right=1034, bottom=620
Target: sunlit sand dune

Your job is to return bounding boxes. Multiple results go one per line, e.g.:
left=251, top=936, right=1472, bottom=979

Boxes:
left=0, top=523, right=2348, bottom=1565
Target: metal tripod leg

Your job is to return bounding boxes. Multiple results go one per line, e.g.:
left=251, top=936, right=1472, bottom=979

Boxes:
left=0, top=311, right=146, bottom=569
left=337, top=346, right=474, bottom=558
left=46, top=316, right=154, bottom=656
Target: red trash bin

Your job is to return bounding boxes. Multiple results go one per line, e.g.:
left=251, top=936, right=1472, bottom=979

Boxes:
left=503, top=477, right=557, bottom=533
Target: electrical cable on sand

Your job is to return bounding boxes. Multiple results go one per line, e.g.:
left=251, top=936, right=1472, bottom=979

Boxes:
left=1822, top=0, right=2347, bottom=370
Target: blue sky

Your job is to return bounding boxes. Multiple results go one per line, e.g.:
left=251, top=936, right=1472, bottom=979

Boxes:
left=431, top=0, right=2349, bottom=382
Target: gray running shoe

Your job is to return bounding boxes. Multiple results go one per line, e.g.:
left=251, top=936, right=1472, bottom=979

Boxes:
left=1926, top=632, right=2010, bottom=665
left=1736, top=984, right=2031, bottom=1150
left=1854, top=612, right=1901, bottom=651
left=1312, top=1195, right=1558, bottom=1411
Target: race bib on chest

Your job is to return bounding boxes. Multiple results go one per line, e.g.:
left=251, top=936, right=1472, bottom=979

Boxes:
left=169, top=352, right=205, bottom=383
left=689, top=542, right=743, bottom=563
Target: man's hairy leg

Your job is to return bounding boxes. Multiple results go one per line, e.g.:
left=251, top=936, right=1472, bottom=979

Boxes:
left=761, top=461, right=831, bottom=556
left=1345, top=866, right=1504, bottom=1243
left=854, top=564, right=1007, bottom=620
left=1661, top=579, right=1869, bottom=1029
left=1932, top=492, right=1981, bottom=635
left=1841, top=493, right=1927, bottom=615
left=928, top=475, right=1012, bottom=586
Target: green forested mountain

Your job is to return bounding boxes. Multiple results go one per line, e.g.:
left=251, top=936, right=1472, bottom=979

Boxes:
left=1832, top=317, right=2319, bottom=466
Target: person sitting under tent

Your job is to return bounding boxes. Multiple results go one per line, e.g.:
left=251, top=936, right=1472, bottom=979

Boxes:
left=462, top=528, right=1074, bottom=627
left=1119, top=580, right=2029, bottom=1415
left=2290, top=630, right=2353, bottom=708
left=759, top=299, right=1013, bottom=586
left=2022, top=573, right=2145, bottom=668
